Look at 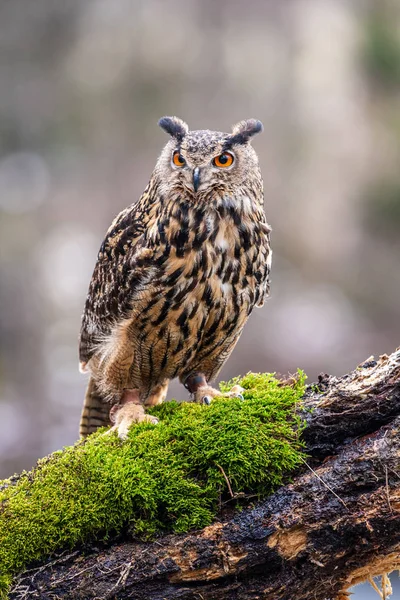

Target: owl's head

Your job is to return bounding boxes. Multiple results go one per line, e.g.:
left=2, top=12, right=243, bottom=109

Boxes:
left=156, top=116, right=263, bottom=200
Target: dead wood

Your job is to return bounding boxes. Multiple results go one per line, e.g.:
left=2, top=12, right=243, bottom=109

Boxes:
left=9, top=350, right=400, bottom=600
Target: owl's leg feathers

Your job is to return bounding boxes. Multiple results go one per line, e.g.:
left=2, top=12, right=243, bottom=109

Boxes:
left=184, top=373, right=244, bottom=405
left=144, top=380, right=169, bottom=407
left=108, top=389, right=159, bottom=439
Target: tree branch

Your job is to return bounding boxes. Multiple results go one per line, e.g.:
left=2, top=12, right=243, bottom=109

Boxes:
left=9, top=349, right=400, bottom=600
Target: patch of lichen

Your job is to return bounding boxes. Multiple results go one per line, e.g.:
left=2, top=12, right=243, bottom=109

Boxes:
left=0, top=372, right=306, bottom=598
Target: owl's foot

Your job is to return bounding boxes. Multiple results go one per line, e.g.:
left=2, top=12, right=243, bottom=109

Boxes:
left=196, top=384, right=245, bottom=405
left=184, top=373, right=244, bottom=405
left=108, top=389, right=159, bottom=439
left=225, top=384, right=245, bottom=400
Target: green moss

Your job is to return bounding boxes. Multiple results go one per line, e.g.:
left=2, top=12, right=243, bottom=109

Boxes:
left=0, top=372, right=306, bottom=598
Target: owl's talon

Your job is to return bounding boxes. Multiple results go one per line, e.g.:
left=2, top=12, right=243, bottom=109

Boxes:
left=191, top=382, right=245, bottom=405
left=145, top=415, right=159, bottom=425
left=229, top=385, right=245, bottom=396
left=108, top=402, right=159, bottom=440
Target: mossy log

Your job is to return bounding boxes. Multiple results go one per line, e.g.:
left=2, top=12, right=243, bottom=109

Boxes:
left=7, top=350, right=400, bottom=600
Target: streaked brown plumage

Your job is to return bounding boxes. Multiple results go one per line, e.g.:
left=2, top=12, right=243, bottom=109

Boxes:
left=79, top=117, right=271, bottom=438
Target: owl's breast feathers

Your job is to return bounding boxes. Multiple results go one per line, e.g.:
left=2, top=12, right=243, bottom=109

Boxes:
left=79, top=185, right=271, bottom=378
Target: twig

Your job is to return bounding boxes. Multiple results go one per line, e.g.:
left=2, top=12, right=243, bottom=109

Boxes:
left=367, top=574, right=393, bottom=600
left=99, top=561, right=133, bottom=600
left=51, top=564, right=98, bottom=587
left=216, top=463, right=234, bottom=498
left=116, top=561, right=132, bottom=588
left=388, top=467, right=400, bottom=480
left=221, top=492, right=259, bottom=505
left=382, top=573, right=392, bottom=600
left=16, top=550, right=80, bottom=579
left=300, top=457, right=348, bottom=510
left=368, top=576, right=384, bottom=599
left=385, top=466, right=393, bottom=514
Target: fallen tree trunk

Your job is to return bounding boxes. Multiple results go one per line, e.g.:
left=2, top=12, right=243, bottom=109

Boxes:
left=9, top=350, right=400, bottom=600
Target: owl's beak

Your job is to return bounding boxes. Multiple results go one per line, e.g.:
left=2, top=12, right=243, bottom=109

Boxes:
left=193, top=167, right=200, bottom=192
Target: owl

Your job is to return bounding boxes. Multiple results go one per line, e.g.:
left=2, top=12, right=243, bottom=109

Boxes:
left=79, top=117, right=272, bottom=439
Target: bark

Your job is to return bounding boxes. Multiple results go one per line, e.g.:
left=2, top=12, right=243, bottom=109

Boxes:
left=9, top=349, right=400, bottom=600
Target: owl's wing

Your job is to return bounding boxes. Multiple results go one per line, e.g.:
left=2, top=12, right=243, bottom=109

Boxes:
left=79, top=203, right=151, bottom=366
left=255, top=220, right=272, bottom=308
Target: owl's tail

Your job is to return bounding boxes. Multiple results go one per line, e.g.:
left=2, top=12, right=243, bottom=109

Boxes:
left=79, top=377, right=111, bottom=438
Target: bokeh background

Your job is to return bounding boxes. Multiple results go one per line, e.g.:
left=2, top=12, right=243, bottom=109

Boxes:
left=0, top=1, right=400, bottom=595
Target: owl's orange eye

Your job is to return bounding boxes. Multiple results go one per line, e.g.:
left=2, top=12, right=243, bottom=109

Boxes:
left=213, top=152, right=234, bottom=168
left=172, top=151, right=186, bottom=167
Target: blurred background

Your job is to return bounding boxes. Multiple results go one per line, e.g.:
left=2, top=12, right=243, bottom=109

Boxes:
left=0, top=1, right=399, bottom=595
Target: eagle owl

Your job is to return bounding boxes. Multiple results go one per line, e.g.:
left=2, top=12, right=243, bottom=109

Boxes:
left=79, top=117, right=271, bottom=438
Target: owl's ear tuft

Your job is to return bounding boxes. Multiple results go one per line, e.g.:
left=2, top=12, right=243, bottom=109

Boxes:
left=229, top=119, right=263, bottom=145
left=158, top=116, right=189, bottom=141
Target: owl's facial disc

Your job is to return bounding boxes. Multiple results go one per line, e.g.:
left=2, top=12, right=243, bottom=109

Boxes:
left=170, top=144, right=240, bottom=194
left=170, top=147, right=237, bottom=193
left=158, top=119, right=263, bottom=198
